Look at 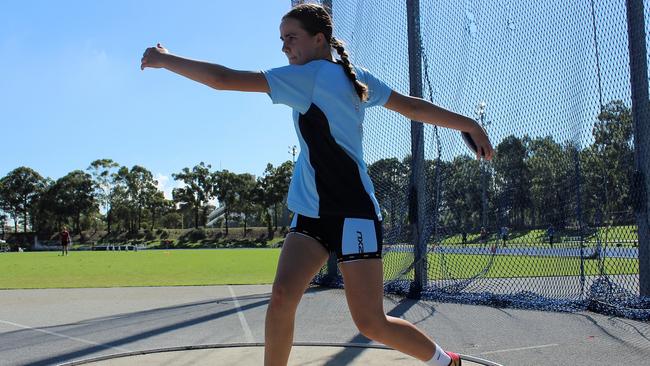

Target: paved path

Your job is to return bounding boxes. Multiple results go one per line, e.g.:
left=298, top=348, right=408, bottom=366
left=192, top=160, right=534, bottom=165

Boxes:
left=1, top=286, right=649, bottom=365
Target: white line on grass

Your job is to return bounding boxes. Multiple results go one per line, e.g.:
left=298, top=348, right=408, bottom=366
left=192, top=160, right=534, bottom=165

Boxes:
left=480, top=343, right=559, bottom=355
left=228, top=285, right=255, bottom=343
left=0, top=319, right=132, bottom=353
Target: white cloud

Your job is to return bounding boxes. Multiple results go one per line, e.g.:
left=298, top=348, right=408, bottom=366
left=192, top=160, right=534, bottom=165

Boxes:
left=156, top=173, right=184, bottom=200
left=155, top=172, right=219, bottom=207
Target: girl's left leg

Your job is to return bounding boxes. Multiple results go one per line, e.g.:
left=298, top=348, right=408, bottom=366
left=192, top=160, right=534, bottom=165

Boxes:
left=264, top=233, right=329, bottom=366
left=339, top=259, right=458, bottom=365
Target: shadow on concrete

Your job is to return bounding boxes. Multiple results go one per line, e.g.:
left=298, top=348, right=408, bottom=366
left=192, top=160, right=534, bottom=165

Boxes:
left=323, top=296, right=434, bottom=366
left=22, top=294, right=271, bottom=366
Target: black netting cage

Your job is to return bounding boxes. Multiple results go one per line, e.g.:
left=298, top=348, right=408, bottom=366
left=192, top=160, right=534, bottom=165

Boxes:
left=293, top=0, right=650, bottom=320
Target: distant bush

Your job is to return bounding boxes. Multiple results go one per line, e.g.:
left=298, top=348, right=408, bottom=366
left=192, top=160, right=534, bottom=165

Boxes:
left=181, top=228, right=206, bottom=243
left=144, top=230, right=156, bottom=241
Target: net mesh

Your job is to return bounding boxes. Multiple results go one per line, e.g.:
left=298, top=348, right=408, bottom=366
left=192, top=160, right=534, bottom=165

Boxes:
left=302, top=0, right=650, bottom=320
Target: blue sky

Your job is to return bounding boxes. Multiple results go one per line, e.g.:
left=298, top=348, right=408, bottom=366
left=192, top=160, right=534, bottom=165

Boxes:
left=0, top=0, right=297, bottom=198
left=1, top=0, right=647, bottom=200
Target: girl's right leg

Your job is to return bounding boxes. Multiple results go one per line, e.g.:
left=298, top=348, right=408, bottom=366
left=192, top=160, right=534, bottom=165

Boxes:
left=264, top=233, right=329, bottom=366
left=339, top=259, right=461, bottom=366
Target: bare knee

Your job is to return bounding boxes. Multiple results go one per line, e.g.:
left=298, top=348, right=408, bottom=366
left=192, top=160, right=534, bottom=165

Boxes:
left=268, top=281, right=303, bottom=314
left=352, top=313, right=388, bottom=340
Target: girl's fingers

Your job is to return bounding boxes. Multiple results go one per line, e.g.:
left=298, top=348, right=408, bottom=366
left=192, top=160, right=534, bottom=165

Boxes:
left=474, top=141, right=493, bottom=161
left=142, top=47, right=157, bottom=58
left=485, top=146, right=494, bottom=160
left=140, top=46, right=160, bottom=70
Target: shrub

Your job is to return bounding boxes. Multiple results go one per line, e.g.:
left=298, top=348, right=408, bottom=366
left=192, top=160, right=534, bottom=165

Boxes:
left=186, top=228, right=206, bottom=242
left=144, top=230, right=155, bottom=241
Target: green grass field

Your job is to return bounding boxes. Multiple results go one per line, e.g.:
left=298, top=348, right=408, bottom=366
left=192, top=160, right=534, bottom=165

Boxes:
left=0, top=249, right=638, bottom=289
left=383, top=252, right=639, bottom=280
left=0, top=249, right=281, bottom=289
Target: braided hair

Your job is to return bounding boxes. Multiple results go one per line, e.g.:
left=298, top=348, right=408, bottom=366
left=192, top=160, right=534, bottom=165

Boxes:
left=283, top=3, right=369, bottom=102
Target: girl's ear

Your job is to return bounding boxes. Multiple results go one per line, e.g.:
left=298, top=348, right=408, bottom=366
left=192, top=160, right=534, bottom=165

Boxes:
left=315, top=32, right=327, bottom=46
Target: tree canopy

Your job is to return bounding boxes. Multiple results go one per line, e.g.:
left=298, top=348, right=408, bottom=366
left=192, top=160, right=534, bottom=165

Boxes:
left=0, top=99, right=639, bottom=238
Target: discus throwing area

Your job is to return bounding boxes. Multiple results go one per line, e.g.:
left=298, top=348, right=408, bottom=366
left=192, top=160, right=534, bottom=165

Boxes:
left=1, top=285, right=649, bottom=365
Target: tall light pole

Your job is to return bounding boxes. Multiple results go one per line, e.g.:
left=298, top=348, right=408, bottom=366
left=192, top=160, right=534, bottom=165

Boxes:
left=475, top=101, right=491, bottom=231
left=288, top=145, right=298, bottom=164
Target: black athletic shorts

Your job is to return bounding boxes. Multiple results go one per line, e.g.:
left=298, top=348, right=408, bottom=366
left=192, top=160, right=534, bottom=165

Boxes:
left=289, top=214, right=383, bottom=262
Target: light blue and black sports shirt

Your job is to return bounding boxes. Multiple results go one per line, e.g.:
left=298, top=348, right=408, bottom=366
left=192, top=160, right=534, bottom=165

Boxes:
left=263, top=59, right=392, bottom=220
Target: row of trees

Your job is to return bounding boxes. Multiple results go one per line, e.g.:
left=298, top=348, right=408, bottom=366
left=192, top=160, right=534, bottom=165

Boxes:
left=369, top=100, right=636, bottom=232
left=0, top=159, right=292, bottom=240
left=0, top=100, right=636, bottom=240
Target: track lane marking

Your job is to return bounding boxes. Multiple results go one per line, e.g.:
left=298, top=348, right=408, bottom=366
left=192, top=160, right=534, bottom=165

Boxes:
left=480, top=343, right=559, bottom=355
left=228, top=286, right=255, bottom=343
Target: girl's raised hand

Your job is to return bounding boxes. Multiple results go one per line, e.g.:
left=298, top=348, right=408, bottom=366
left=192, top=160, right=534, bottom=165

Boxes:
left=468, top=124, right=495, bottom=161
left=461, top=121, right=495, bottom=161
left=141, top=43, right=169, bottom=70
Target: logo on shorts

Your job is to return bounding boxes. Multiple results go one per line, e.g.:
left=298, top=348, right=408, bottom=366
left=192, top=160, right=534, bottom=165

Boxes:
left=356, top=230, right=364, bottom=253
left=342, top=218, right=377, bottom=257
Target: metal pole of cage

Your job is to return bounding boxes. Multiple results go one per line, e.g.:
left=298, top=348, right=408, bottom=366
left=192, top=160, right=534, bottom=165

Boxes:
left=406, top=0, right=427, bottom=296
left=626, top=0, right=650, bottom=297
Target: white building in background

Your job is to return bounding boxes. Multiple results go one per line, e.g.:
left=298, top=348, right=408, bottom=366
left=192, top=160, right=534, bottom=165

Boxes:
left=206, top=205, right=227, bottom=228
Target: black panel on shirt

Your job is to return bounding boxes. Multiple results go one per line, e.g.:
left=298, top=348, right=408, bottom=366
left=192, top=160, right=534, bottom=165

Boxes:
left=298, top=104, right=377, bottom=219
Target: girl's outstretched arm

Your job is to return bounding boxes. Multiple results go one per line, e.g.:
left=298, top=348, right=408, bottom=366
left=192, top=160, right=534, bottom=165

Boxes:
left=141, top=43, right=269, bottom=93
left=383, top=90, right=494, bottom=160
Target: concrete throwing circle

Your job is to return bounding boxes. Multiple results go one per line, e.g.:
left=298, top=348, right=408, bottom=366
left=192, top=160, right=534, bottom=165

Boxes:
left=58, top=343, right=503, bottom=366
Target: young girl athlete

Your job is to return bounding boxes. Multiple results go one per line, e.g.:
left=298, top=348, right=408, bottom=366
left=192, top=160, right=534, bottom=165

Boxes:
left=141, top=4, right=493, bottom=366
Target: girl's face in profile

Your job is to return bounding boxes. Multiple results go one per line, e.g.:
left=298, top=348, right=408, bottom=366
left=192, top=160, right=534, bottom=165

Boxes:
left=280, top=17, right=324, bottom=65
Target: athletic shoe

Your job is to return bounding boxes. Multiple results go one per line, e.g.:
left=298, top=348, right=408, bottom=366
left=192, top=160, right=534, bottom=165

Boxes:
left=446, top=351, right=462, bottom=366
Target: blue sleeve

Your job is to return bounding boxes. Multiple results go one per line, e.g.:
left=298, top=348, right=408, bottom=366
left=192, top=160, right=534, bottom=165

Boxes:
left=262, top=63, right=320, bottom=114
left=356, top=67, right=392, bottom=108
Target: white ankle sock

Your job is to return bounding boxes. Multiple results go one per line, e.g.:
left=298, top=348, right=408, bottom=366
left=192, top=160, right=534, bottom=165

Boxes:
left=425, top=343, right=452, bottom=366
